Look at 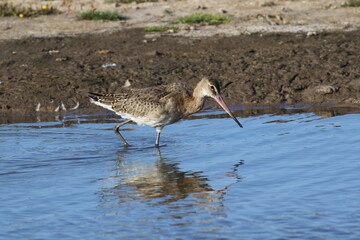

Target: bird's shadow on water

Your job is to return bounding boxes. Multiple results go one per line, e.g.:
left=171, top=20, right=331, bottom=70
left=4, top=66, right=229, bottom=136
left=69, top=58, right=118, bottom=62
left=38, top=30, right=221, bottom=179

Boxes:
left=97, top=146, right=245, bottom=212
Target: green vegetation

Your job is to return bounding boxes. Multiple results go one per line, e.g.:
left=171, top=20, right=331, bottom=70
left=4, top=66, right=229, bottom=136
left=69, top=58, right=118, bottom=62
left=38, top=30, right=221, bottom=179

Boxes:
left=177, top=13, right=231, bottom=25
left=144, top=26, right=179, bottom=32
left=261, top=1, right=277, bottom=7
left=120, top=0, right=158, bottom=3
left=80, top=10, right=126, bottom=21
left=341, top=0, right=360, bottom=7
left=106, top=0, right=158, bottom=3
left=0, top=3, right=59, bottom=17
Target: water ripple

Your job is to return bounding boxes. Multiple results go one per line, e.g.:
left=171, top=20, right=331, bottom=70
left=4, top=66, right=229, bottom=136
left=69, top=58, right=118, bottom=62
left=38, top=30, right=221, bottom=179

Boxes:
left=1, top=110, right=360, bottom=239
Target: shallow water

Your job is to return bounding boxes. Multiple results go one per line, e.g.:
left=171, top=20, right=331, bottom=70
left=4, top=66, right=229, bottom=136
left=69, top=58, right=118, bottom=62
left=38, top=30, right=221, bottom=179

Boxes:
left=1, top=108, right=360, bottom=240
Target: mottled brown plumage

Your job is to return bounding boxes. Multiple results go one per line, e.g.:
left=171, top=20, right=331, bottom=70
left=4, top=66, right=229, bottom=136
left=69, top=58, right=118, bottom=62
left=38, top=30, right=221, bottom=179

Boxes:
left=89, top=77, right=242, bottom=147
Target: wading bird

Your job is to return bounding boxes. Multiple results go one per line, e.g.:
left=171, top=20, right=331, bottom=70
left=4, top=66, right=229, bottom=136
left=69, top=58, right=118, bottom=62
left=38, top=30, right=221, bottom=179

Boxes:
left=89, top=77, right=243, bottom=147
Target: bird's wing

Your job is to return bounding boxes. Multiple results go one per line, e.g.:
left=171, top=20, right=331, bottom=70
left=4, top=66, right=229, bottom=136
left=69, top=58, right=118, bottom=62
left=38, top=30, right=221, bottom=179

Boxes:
left=89, top=83, right=191, bottom=116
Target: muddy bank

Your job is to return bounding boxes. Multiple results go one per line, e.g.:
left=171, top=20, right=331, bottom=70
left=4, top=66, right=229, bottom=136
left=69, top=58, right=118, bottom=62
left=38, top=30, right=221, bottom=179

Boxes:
left=0, top=28, right=360, bottom=114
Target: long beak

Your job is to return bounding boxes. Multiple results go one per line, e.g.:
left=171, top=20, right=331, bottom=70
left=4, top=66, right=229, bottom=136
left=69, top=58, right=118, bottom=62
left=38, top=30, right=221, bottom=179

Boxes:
left=214, top=95, right=243, bottom=128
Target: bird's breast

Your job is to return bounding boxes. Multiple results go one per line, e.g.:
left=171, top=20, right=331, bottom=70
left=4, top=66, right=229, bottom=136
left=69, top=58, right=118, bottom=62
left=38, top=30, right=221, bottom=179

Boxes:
left=116, top=108, right=183, bottom=128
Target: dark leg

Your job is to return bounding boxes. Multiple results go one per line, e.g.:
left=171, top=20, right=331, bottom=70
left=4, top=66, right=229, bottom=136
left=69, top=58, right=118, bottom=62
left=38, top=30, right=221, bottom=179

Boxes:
left=114, top=120, right=131, bottom=146
left=155, top=127, right=163, bottom=147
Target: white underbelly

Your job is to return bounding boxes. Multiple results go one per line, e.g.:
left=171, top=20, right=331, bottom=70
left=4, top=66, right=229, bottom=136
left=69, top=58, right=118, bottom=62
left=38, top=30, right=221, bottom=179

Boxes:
left=118, top=111, right=180, bottom=128
left=91, top=99, right=181, bottom=128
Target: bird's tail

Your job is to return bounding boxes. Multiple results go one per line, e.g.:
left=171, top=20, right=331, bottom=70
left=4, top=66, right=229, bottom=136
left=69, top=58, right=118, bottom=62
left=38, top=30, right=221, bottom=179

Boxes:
left=88, top=92, right=103, bottom=103
left=89, top=92, right=117, bottom=104
left=88, top=92, right=116, bottom=112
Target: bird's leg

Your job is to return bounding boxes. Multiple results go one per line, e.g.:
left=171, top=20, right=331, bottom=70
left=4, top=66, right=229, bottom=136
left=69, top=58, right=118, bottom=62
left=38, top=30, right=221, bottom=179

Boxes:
left=155, top=127, right=163, bottom=147
left=114, top=120, right=131, bottom=146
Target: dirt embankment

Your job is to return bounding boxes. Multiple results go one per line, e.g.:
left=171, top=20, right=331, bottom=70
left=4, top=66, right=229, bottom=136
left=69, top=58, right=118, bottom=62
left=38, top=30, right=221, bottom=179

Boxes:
left=0, top=0, right=359, bottom=114
left=1, top=29, right=359, bottom=114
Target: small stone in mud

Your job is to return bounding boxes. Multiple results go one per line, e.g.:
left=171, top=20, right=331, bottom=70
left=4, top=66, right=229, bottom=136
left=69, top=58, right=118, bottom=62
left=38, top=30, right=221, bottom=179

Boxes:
left=307, top=31, right=317, bottom=37
left=302, top=85, right=337, bottom=102
left=55, top=57, right=69, bottom=62
left=314, top=85, right=337, bottom=95
left=347, top=79, right=360, bottom=91
left=101, top=63, right=117, bottom=68
left=96, top=49, right=112, bottom=55
left=345, top=98, right=360, bottom=104
left=146, top=51, right=164, bottom=56
left=35, top=103, right=41, bottom=112
left=48, top=50, right=60, bottom=54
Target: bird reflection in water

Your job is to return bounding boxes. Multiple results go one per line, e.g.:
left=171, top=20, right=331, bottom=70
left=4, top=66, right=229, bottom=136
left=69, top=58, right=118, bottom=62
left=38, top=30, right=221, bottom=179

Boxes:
left=97, top=149, right=244, bottom=208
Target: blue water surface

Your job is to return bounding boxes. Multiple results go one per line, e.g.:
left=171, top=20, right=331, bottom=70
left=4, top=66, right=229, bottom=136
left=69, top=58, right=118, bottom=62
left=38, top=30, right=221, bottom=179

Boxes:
left=1, top=109, right=359, bottom=240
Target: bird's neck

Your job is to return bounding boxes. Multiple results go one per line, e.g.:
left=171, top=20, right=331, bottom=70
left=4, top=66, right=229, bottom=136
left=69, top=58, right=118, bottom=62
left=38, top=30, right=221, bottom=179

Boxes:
left=185, top=83, right=206, bottom=115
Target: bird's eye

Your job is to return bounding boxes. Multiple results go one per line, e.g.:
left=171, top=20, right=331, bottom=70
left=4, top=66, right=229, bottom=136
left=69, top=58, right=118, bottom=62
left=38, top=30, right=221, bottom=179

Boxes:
left=210, top=85, right=216, bottom=91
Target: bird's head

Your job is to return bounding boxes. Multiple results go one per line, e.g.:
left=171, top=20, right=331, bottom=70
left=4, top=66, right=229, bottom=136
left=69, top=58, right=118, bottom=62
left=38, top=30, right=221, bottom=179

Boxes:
left=199, top=77, right=222, bottom=98
left=199, top=77, right=243, bottom=128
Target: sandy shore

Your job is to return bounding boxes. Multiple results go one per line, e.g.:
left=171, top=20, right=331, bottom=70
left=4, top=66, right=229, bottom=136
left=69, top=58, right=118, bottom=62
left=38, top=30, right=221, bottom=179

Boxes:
left=1, top=0, right=360, bottom=40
